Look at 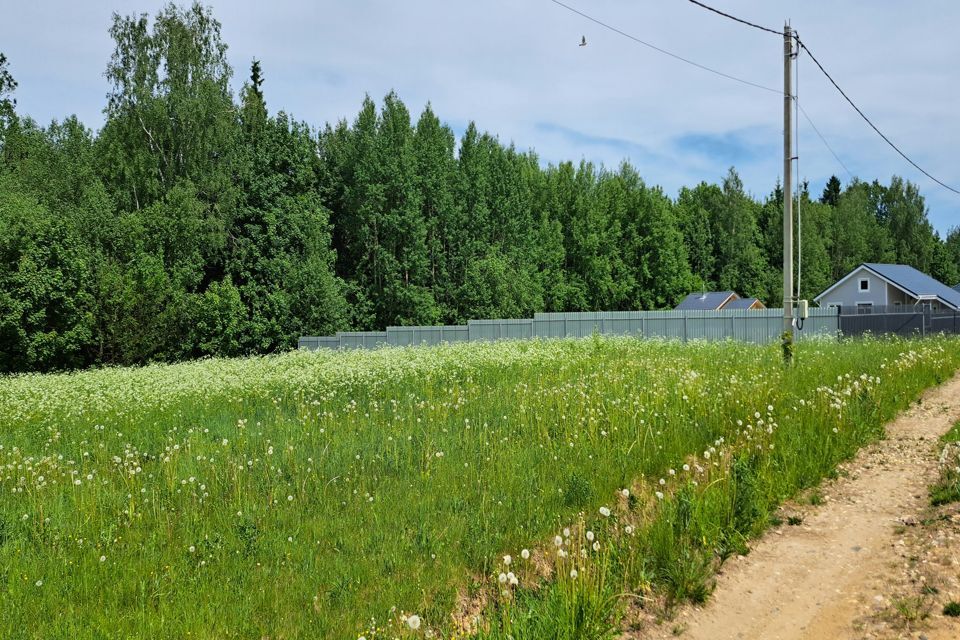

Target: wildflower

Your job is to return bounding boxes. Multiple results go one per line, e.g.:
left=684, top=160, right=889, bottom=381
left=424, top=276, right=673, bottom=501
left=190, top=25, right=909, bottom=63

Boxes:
left=287, top=495, right=294, bottom=502
left=554, top=535, right=563, bottom=547
left=682, top=464, right=690, bottom=472
left=655, top=491, right=664, bottom=500
left=563, top=527, right=570, bottom=537
left=586, top=531, right=594, bottom=542
left=189, top=546, right=196, bottom=553
left=621, top=488, right=630, bottom=498
left=35, top=580, right=43, bottom=587
left=508, top=572, right=518, bottom=586
left=659, top=478, right=666, bottom=485
left=498, top=572, right=507, bottom=584
left=599, top=506, right=611, bottom=517
left=521, top=549, right=530, bottom=560
left=570, top=569, right=578, bottom=579
left=503, top=555, right=512, bottom=566
left=99, top=555, right=106, bottom=562
left=592, top=541, right=600, bottom=552
left=703, top=450, right=711, bottom=459
left=406, top=614, right=421, bottom=630
left=624, top=525, right=634, bottom=534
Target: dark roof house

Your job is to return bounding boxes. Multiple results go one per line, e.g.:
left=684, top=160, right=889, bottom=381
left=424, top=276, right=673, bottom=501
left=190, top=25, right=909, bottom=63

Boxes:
left=815, top=263, right=960, bottom=312
left=723, top=297, right=766, bottom=310
left=674, top=291, right=739, bottom=311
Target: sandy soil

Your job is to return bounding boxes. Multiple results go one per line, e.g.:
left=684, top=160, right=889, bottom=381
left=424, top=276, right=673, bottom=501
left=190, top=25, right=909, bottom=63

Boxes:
left=633, top=374, right=960, bottom=640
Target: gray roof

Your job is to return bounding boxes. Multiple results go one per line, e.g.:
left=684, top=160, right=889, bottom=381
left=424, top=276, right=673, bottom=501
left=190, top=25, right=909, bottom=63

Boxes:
left=723, top=297, right=763, bottom=310
left=675, top=291, right=736, bottom=310
left=817, top=263, right=960, bottom=310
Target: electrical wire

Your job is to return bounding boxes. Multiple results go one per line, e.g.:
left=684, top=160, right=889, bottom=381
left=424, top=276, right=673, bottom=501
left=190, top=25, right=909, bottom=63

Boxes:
left=796, top=103, right=853, bottom=179
left=795, top=37, right=960, bottom=196
left=548, top=0, right=780, bottom=94
left=684, top=0, right=782, bottom=36
left=795, top=38, right=801, bottom=301
left=683, top=0, right=958, bottom=196
left=550, top=0, right=855, bottom=185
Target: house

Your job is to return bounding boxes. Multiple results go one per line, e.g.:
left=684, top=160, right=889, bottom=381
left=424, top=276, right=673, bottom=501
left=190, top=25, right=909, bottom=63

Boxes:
left=674, top=291, right=738, bottom=311
left=674, top=291, right=764, bottom=311
left=722, top=297, right=766, bottom=310
left=814, top=263, right=960, bottom=313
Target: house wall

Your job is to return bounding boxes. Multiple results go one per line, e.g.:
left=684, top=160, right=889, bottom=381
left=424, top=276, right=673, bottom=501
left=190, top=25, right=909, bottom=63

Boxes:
left=820, top=266, right=889, bottom=311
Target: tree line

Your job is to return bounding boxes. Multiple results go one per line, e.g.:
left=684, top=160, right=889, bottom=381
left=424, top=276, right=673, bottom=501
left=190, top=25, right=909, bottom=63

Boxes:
left=2, top=3, right=958, bottom=374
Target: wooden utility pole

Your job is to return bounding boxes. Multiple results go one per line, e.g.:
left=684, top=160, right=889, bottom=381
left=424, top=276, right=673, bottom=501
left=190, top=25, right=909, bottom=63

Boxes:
left=782, top=23, right=794, bottom=363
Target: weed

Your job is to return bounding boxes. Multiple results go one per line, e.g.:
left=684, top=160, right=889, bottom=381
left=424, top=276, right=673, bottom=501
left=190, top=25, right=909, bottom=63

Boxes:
left=943, top=601, right=960, bottom=617
left=787, top=516, right=804, bottom=526
left=888, top=596, right=931, bottom=627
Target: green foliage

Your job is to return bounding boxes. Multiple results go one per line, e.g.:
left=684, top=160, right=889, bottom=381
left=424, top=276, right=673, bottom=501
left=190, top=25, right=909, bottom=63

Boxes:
left=2, top=4, right=960, bottom=373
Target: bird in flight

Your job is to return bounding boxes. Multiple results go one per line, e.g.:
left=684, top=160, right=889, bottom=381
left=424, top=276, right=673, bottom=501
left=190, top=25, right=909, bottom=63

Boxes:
left=579, top=35, right=587, bottom=47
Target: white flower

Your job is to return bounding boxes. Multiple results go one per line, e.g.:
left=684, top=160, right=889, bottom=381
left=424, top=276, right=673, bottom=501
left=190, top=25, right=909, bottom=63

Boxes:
left=521, top=549, right=530, bottom=560
left=592, top=541, right=600, bottom=551
left=189, top=545, right=196, bottom=553
left=35, top=580, right=43, bottom=587
left=624, top=525, right=634, bottom=534
left=554, top=535, right=563, bottom=547
left=498, top=572, right=507, bottom=584
left=655, top=491, right=664, bottom=500
left=99, top=555, right=106, bottom=562
left=570, top=569, right=578, bottom=579
left=406, top=614, right=421, bottom=630
left=668, top=468, right=676, bottom=476
left=563, top=527, right=570, bottom=537
left=287, top=495, right=293, bottom=501
left=509, top=572, right=518, bottom=586
left=703, top=450, right=711, bottom=459
left=659, top=478, right=666, bottom=485
left=586, top=531, right=594, bottom=542
left=503, top=554, right=512, bottom=566
left=621, top=488, right=630, bottom=498
left=682, top=464, right=690, bottom=471
left=599, top=506, right=611, bottom=517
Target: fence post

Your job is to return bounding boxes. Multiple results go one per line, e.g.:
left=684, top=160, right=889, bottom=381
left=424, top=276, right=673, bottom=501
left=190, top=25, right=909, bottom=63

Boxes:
left=683, top=313, right=688, bottom=343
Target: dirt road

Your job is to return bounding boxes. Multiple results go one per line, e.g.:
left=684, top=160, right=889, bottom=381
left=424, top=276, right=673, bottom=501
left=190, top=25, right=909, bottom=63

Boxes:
left=638, top=374, right=960, bottom=640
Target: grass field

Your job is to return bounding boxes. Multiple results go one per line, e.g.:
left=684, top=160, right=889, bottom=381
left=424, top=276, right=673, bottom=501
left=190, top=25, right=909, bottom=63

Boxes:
left=1, top=336, right=958, bottom=639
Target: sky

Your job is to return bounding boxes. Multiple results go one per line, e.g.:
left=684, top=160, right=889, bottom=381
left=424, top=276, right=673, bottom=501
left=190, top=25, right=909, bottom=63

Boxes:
left=3, top=0, right=959, bottom=234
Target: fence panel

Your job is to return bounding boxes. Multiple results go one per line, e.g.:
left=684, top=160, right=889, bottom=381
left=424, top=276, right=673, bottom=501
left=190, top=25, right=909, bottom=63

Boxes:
left=468, top=319, right=533, bottom=342
left=294, top=305, right=877, bottom=352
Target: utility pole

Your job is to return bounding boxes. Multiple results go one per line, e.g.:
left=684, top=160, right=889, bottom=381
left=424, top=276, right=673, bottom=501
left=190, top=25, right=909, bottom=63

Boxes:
left=782, top=23, right=794, bottom=363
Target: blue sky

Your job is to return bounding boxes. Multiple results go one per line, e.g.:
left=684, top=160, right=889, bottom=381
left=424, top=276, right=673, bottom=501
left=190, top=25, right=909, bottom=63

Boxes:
left=3, top=0, right=959, bottom=233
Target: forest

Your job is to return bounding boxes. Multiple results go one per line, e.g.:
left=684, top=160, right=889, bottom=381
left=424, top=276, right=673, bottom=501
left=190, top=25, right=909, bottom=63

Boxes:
left=1, top=2, right=958, bottom=374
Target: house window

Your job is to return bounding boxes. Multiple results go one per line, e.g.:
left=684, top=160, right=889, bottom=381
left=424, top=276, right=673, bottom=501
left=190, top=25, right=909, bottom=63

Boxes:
left=859, top=278, right=870, bottom=292
left=857, top=302, right=873, bottom=314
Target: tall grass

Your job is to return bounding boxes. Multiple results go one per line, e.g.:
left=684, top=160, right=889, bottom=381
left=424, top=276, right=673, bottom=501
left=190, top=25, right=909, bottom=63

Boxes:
left=0, top=336, right=956, bottom=639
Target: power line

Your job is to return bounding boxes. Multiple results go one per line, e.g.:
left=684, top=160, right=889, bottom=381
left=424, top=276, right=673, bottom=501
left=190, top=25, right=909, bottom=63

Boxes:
left=794, top=37, right=960, bottom=196
left=548, top=0, right=780, bottom=95
left=684, top=0, right=782, bottom=37
left=797, top=103, right=853, bottom=179
left=549, top=0, right=852, bottom=182
left=683, top=0, right=960, bottom=195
